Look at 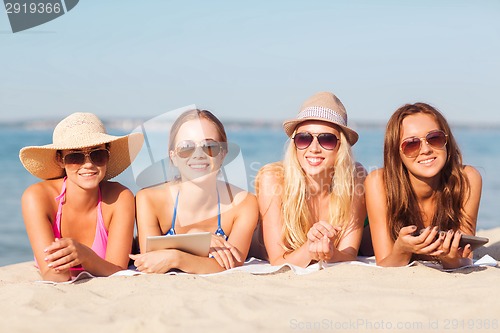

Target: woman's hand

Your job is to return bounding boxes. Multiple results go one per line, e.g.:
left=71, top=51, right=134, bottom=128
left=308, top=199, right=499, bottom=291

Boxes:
left=43, top=238, right=91, bottom=273
left=437, top=230, right=473, bottom=269
left=129, top=250, right=180, bottom=274
left=307, top=222, right=342, bottom=261
left=209, top=235, right=242, bottom=270
left=393, top=226, right=444, bottom=257
left=308, top=236, right=334, bottom=261
left=307, top=221, right=341, bottom=242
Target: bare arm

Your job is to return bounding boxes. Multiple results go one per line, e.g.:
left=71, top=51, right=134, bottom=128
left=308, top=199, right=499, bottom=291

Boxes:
left=43, top=183, right=136, bottom=277
left=134, top=187, right=259, bottom=274
left=222, top=191, right=259, bottom=266
left=87, top=184, right=135, bottom=274
left=257, top=167, right=313, bottom=267
left=366, top=169, right=415, bottom=266
left=332, top=162, right=367, bottom=262
left=438, top=166, right=482, bottom=269
left=131, top=249, right=230, bottom=274
left=461, top=165, right=482, bottom=235
left=22, top=183, right=71, bottom=282
left=135, top=187, right=164, bottom=253
left=366, top=169, right=443, bottom=267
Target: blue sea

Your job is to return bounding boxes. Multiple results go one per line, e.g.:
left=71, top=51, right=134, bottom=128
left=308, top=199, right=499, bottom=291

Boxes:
left=1, top=125, right=499, bottom=266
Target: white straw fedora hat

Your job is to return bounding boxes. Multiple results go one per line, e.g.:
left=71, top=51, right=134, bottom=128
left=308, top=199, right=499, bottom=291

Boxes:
left=19, top=112, right=144, bottom=180
left=283, top=91, right=359, bottom=145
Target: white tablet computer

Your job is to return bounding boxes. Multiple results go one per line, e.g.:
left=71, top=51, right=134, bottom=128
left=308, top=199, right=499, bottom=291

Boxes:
left=145, top=232, right=211, bottom=257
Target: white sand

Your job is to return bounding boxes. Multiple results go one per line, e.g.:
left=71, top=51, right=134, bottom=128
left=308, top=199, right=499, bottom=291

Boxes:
left=1, top=228, right=499, bottom=333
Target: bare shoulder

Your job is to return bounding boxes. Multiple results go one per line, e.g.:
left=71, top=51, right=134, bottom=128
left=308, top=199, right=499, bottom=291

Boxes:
left=22, top=179, right=60, bottom=202
left=365, top=168, right=385, bottom=187
left=100, top=180, right=134, bottom=202
left=136, top=182, right=168, bottom=198
left=135, top=182, right=171, bottom=209
left=463, top=165, right=482, bottom=185
left=255, top=162, right=284, bottom=194
left=224, top=182, right=257, bottom=208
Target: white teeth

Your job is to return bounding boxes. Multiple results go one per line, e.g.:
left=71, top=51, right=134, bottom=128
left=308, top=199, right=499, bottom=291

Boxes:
left=419, top=158, right=434, bottom=164
left=80, top=173, right=95, bottom=177
left=190, top=164, right=208, bottom=169
left=307, top=157, right=323, bottom=163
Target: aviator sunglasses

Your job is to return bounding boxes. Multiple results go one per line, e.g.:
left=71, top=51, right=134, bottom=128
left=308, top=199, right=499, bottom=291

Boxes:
left=292, top=132, right=339, bottom=150
left=400, top=130, right=448, bottom=158
left=62, top=148, right=110, bottom=166
left=175, top=140, right=225, bottom=158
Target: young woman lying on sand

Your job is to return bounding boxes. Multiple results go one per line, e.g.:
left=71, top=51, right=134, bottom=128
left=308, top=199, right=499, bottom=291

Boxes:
left=131, top=109, right=258, bottom=274
left=20, top=112, right=143, bottom=282
left=255, top=91, right=367, bottom=267
left=365, top=103, right=482, bottom=269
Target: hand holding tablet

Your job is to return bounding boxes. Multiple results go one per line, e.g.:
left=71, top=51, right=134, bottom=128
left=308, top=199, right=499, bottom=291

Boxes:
left=415, top=229, right=489, bottom=251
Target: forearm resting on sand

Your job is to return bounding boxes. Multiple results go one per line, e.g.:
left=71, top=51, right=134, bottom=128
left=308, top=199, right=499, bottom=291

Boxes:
left=269, top=243, right=313, bottom=268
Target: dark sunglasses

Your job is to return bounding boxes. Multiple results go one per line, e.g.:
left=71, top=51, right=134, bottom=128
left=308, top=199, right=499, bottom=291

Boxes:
left=292, top=132, right=339, bottom=150
left=62, top=149, right=110, bottom=166
left=400, top=130, right=448, bottom=158
left=175, top=140, right=225, bottom=159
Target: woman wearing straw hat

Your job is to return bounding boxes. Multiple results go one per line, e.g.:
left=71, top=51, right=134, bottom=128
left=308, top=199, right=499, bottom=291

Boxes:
left=365, top=103, right=482, bottom=268
left=255, top=92, right=367, bottom=267
left=19, top=112, right=144, bottom=282
left=131, top=109, right=258, bottom=274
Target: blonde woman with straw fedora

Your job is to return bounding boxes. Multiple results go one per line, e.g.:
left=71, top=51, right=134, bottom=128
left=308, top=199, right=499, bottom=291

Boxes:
left=19, top=112, right=143, bottom=282
left=255, top=92, right=368, bottom=267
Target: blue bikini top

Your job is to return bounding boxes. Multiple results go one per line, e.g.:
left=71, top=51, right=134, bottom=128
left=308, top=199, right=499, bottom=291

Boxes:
left=165, top=189, right=227, bottom=239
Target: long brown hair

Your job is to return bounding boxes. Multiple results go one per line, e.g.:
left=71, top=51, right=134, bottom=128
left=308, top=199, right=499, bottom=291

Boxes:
left=383, top=103, right=472, bottom=241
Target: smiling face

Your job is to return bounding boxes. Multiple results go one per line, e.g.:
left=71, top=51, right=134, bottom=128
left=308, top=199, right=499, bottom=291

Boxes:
left=293, top=120, right=341, bottom=180
left=399, top=113, right=447, bottom=182
left=170, top=118, right=225, bottom=182
left=58, top=144, right=108, bottom=189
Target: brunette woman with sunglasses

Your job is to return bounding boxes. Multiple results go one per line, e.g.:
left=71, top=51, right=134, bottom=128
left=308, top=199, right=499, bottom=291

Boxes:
left=365, top=103, right=482, bottom=268
left=255, top=92, right=368, bottom=267
left=19, top=112, right=144, bottom=282
left=131, top=110, right=258, bottom=274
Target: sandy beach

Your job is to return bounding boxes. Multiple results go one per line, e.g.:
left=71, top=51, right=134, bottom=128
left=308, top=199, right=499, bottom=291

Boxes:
left=1, top=228, right=499, bottom=333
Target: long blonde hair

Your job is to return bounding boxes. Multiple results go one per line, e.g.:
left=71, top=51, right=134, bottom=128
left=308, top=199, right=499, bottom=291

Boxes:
left=276, top=130, right=357, bottom=252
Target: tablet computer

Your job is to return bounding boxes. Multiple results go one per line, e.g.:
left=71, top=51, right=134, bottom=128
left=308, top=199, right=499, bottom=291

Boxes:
left=145, top=232, right=211, bottom=257
left=459, top=234, right=489, bottom=251
left=415, top=229, right=489, bottom=251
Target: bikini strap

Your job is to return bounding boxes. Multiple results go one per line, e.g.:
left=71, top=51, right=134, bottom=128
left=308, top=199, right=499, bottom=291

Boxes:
left=214, top=188, right=227, bottom=239
left=54, top=177, right=67, bottom=233
left=166, top=191, right=179, bottom=235
left=97, top=184, right=103, bottom=221
left=55, top=177, right=67, bottom=202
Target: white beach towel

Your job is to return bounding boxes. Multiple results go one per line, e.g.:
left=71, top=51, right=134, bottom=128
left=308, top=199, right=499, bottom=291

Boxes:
left=35, top=255, right=498, bottom=284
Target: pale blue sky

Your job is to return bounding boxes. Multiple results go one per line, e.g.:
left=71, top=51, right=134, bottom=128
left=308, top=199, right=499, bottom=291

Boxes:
left=1, top=0, right=499, bottom=125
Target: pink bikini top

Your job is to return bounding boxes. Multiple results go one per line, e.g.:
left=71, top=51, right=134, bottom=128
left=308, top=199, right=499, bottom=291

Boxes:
left=34, top=178, right=108, bottom=271
left=53, top=177, right=108, bottom=260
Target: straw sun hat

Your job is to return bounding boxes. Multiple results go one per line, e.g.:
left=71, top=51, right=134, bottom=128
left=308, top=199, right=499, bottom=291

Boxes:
left=283, top=91, right=359, bottom=145
left=19, top=112, right=144, bottom=180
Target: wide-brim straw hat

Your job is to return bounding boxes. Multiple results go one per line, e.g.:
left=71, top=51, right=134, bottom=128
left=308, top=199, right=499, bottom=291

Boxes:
left=19, top=112, right=144, bottom=180
left=283, top=91, right=359, bottom=145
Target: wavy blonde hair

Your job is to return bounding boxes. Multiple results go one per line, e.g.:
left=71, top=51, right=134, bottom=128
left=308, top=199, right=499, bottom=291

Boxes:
left=264, top=130, right=357, bottom=252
